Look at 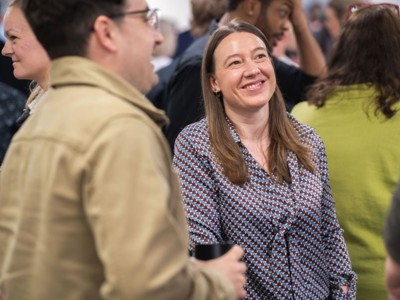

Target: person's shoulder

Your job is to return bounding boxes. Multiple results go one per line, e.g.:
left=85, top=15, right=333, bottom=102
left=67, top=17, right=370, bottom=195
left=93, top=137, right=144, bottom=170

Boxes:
left=288, top=113, right=318, bottom=140
left=179, top=118, right=208, bottom=136
left=291, top=100, right=317, bottom=114
left=176, top=118, right=209, bottom=146
left=176, top=34, right=210, bottom=69
left=291, top=101, right=320, bottom=123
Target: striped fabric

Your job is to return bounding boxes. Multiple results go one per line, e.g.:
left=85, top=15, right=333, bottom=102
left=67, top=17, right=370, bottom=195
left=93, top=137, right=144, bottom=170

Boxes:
left=173, top=115, right=356, bottom=300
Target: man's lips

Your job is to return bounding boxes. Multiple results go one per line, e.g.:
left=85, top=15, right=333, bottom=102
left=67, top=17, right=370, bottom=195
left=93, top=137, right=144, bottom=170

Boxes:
left=274, top=33, right=284, bottom=42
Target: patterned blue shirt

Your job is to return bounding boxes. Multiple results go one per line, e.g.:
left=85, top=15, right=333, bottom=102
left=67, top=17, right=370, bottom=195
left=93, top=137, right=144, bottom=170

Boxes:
left=173, top=115, right=356, bottom=300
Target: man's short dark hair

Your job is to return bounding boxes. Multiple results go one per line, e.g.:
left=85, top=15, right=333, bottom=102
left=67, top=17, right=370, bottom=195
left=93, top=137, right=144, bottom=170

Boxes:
left=21, top=0, right=125, bottom=59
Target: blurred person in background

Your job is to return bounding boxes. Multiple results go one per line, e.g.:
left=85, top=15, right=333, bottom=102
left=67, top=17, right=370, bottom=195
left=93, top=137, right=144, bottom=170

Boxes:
left=0, top=0, right=30, bottom=95
left=0, top=0, right=50, bottom=165
left=292, top=3, right=400, bottom=299
left=2, top=0, right=51, bottom=123
left=272, top=22, right=299, bottom=66
left=146, top=0, right=227, bottom=110
left=151, top=18, right=178, bottom=72
left=174, top=0, right=229, bottom=58
left=322, top=0, right=358, bottom=58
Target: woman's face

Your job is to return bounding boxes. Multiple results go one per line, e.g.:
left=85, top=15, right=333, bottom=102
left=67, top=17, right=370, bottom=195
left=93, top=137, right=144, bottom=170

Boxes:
left=325, top=6, right=341, bottom=39
left=1, top=5, right=50, bottom=85
left=210, top=32, right=276, bottom=118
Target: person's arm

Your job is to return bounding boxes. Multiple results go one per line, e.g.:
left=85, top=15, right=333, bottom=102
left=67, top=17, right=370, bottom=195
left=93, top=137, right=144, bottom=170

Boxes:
left=173, top=126, right=248, bottom=299
left=385, top=254, right=400, bottom=300
left=84, top=116, right=237, bottom=300
left=173, top=126, right=224, bottom=250
left=314, top=134, right=357, bottom=299
left=290, top=0, right=325, bottom=77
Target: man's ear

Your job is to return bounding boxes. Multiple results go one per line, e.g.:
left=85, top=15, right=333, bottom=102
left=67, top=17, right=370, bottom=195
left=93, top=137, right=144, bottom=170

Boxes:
left=91, top=15, right=118, bottom=52
left=242, top=0, right=262, bottom=22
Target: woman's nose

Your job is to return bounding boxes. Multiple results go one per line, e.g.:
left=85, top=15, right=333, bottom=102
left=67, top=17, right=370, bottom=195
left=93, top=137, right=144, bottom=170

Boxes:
left=243, top=61, right=261, bottom=77
left=1, top=40, right=12, bottom=57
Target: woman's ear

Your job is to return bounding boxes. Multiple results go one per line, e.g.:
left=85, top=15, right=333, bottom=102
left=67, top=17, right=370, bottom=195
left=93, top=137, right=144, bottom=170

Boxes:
left=209, top=75, right=220, bottom=93
left=91, top=15, right=118, bottom=52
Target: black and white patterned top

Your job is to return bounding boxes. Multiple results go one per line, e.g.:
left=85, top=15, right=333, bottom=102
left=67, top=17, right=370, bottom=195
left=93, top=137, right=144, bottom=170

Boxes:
left=173, top=115, right=357, bottom=300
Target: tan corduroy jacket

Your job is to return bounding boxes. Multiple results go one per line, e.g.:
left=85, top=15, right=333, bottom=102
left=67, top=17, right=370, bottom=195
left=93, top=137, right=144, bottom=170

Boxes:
left=0, top=56, right=235, bottom=300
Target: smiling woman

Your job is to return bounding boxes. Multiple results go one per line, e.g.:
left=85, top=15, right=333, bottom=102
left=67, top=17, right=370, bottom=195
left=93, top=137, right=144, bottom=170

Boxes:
left=1, top=0, right=50, bottom=120
left=173, top=20, right=357, bottom=300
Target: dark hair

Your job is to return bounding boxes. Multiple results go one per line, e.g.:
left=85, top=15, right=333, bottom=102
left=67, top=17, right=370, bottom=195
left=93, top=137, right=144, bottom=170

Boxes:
left=191, top=0, right=228, bottom=37
left=327, top=0, right=356, bottom=23
left=307, top=5, right=400, bottom=118
left=20, top=0, right=125, bottom=59
left=202, top=20, right=314, bottom=185
left=227, top=0, right=271, bottom=12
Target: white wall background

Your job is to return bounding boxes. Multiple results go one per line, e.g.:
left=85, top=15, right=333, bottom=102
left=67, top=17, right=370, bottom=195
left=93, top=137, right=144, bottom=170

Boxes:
left=147, top=0, right=192, bottom=31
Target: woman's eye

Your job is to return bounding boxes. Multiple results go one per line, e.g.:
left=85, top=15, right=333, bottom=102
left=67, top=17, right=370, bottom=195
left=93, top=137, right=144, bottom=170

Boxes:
left=228, top=60, right=241, bottom=66
left=255, top=53, right=267, bottom=60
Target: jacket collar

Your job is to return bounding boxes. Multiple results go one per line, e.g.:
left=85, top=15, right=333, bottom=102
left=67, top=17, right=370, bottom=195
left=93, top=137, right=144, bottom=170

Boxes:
left=50, top=56, right=169, bottom=128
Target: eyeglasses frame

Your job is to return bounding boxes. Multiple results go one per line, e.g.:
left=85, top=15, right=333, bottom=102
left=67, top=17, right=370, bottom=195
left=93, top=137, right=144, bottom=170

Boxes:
left=108, top=7, right=159, bottom=30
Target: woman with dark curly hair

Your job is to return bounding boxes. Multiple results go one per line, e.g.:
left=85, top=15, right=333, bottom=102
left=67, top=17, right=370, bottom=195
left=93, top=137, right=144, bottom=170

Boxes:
left=292, top=3, right=400, bottom=299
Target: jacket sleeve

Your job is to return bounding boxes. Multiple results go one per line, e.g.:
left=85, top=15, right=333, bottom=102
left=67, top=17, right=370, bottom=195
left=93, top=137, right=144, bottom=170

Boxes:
left=173, top=128, right=224, bottom=251
left=316, top=136, right=357, bottom=299
left=82, top=116, right=235, bottom=300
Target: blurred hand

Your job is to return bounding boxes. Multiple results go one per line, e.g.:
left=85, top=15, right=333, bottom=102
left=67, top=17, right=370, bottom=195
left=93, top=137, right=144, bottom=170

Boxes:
left=192, top=245, right=247, bottom=299
left=289, top=0, right=308, bottom=29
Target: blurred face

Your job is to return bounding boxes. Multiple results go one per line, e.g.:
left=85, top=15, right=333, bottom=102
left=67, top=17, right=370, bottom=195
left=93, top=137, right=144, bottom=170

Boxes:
left=210, top=32, right=276, bottom=118
left=115, top=0, right=163, bottom=93
left=1, top=5, right=50, bottom=86
left=325, top=6, right=341, bottom=39
left=255, top=0, right=291, bottom=47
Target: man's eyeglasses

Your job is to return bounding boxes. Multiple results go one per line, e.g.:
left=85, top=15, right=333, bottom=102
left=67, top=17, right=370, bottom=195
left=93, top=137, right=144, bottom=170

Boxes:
left=345, top=2, right=400, bottom=20
left=109, top=8, right=159, bottom=30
